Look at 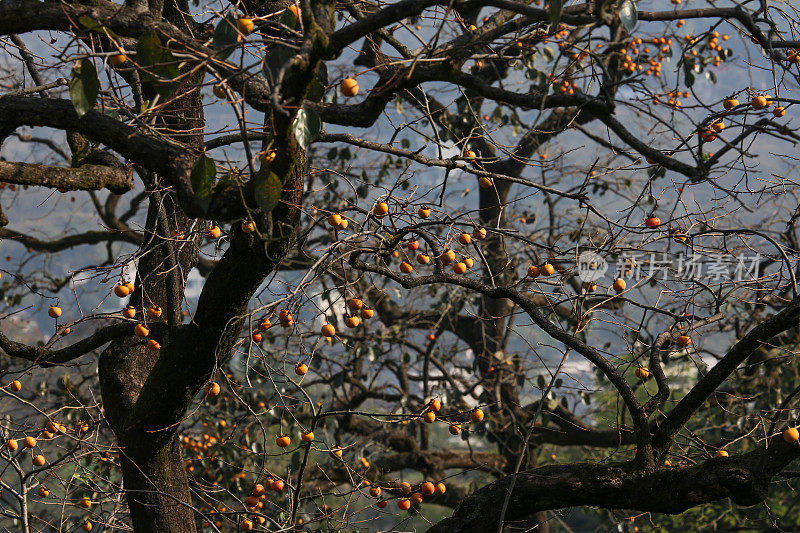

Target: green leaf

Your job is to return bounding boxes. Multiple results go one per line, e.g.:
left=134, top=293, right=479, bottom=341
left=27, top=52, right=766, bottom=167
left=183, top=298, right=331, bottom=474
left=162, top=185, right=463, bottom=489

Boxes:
left=78, top=16, right=120, bottom=39
left=307, top=79, right=325, bottom=102
left=69, top=59, right=99, bottom=118
left=292, top=106, right=321, bottom=150
left=541, top=46, right=554, bottom=63
left=279, top=9, right=298, bottom=29
left=136, top=31, right=180, bottom=97
left=190, top=154, right=216, bottom=212
left=212, top=15, right=239, bottom=60
left=263, top=44, right=294, bottom=84
left=254, top=171, right=282, bottom=213
left=549, top=0, right=562, bottom=25
left=618, top=0, right=637, bottom=32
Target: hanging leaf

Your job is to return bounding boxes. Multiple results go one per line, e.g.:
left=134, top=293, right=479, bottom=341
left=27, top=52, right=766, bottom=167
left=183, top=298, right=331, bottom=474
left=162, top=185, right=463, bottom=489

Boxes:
left=212, top=15, right=239, bottom=60
left=306, top=79, right=325, bottom=102
left=69, top=59, right=99, bottom=118
left=278, top=9, right=298, bottom=29
left=549, top=0, right=563, bottom=25
left=263, top=44, right=294, bottom=84
left=618, top=0, right=638, bottom=32
left=292, top=106, right=321, bottom=150
left=136, top=31, right=180, bottom=97
left=190, top=154, right=216, bottom=212
left=78, top=16, right=120, bottom=39
left=541, top=46, right=554, bottom=63
left=254, top=171, right=282, bottom=213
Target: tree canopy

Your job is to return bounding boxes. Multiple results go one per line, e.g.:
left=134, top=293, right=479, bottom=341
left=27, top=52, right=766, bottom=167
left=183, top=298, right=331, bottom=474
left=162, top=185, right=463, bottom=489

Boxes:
left=2, top=0, right=800, bottom=531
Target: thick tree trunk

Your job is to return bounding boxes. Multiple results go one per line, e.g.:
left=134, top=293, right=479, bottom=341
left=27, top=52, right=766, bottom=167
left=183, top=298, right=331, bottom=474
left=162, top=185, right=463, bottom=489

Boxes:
left=119, top=436, right=196, bottom=533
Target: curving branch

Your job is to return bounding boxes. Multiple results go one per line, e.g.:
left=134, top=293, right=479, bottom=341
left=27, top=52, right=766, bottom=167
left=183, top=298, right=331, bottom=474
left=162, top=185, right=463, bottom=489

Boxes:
left=428, top=436, right=800, bottom=533
left=0, top=161, right=132, bottom=193
left=0, top=321, right=166, bottom=366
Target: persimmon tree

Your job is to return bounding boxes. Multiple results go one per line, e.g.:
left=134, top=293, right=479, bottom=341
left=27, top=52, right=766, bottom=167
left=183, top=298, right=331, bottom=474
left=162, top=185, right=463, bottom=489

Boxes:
left=2, top=0, right=800, bottom=531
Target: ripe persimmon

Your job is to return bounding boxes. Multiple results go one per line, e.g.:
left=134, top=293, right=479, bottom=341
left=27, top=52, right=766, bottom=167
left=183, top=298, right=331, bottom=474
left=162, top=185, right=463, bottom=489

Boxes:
left=373, top=202, right=389, bottom=217
left=301, top=431, right=314, bottom=442
left=360, top=307, right=374, bottom=319
left=48, top=306, right=62, bottom=318
left=24, top=436, right=36, bottom=448
left=783, top=427, right=799, bottom=443
left=241, top=220, right=256, bottom=233
left=9, top=380, right=21, bottom=392
left=458, top=233, right=471, bottom=245
left=206, top=225, right=222, bottom=239
left=424, top=412, right=436, bottom=423
left=435, top=482, right=446, bottom=495
left=237, top=17, right=254, bottom=35
left=123, top=306, right=137, bottom=319
left=370, top=486, right=381, bottom=497
left=407, top=240, right=419, bottom=251
left=6, top=439, right=18, bottom=451
left=715, top=450, right=729, bottom=457
left=33, top=455, right=45, bottom=466
left=295, top=363, right=308, bottom=376
left=252, top=484, right=266, bottom=497
left=345, top=316, right=360, bottom=328
left=528, top=265, right=540, bottom=278
left=645, top=216, right=661, bottom=228
left=449, top=424, right=461, bottom=435
left=463, top=149, right=476, bottom=161
left=613, top=279, right=626, bottom=293
left=147, top=306, right=162, bottom=318
left=440, top=250, right=456, bottom=265
left=417, top=253, right=430, bottom=264
left=276, top=435, right=291, bottom=447
left=676, top=335, right=691, bottom=347
left=541, top=263, right=554, bottom=276
left=348, top=298, right=363, bottom=311
left=635, top=367, right=650, bottom=380
left=452, top=262, right=467, bottom=274
left=205, top=382, right=221, bottom=396
left=400, top=262, right=413, bottom=274
left=240, top=519, right=254, bottom=531
left=478, top=177, right=493, bottom=188
left=134, top=324, right=149, bottom=337
left=376, top=500, right=387, bottom=508
left=147, top=339, right=161, bottom=351
left=321, top=324, right=335, bottom=337
left=473, top=227, right=487, bottom=240
left=38, top=486, right=49, bottom=497
left=723, top=97, right=739, bottom=110
left=271, top=479, right=284, bottom=491
left=330, top=446, right=343, bottom=459
left=340, top=77, right=359, bottom=97
left=397, top=499, right=411, bottom=510
left=418, top=206, right=431, bottom=218
left=470, top=408, right=484, bottom=422
left=750, top=95, right=768, bottom=109
left=114, top=284, right=130, bottom=297
left=109, top=53, right=127, bottom=66
left=399, top=481, right=411, bottom=494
